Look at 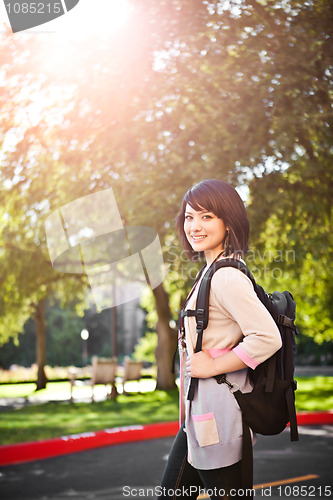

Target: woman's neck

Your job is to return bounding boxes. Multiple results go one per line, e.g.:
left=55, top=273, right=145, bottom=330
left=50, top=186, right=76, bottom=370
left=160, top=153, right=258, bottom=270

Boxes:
left=204, top=249, right=225, bottom=267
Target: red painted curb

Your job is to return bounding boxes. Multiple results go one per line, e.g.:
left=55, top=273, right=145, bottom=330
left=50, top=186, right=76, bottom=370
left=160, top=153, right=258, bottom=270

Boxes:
left=0, top=412, right=332, bottom=467
left=295, top=410, right=333, bottom=426
left=0, top=421, right=179, bottom=467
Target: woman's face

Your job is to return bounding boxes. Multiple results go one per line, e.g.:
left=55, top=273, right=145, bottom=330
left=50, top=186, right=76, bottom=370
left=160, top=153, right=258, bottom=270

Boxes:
left=184, top=204, right=227, bottom=264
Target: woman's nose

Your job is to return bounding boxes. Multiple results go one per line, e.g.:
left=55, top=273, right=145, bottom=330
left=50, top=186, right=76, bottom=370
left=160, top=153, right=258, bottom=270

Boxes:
left=191, top=218, right=201, bottom=231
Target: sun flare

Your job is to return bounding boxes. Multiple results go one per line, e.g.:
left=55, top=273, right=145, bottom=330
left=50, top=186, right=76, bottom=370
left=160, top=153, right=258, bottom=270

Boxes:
left=0, top=0, right=135, bottom=38
left=54, top=0, right=133, bottom=38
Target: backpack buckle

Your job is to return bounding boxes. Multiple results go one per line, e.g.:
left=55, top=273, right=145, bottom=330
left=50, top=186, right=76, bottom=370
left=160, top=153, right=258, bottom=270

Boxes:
left=196, top=308, right=205, bottom=331
left=215, top=373, right=239, bottom=393
left=278, top=314, right=294, bottom=328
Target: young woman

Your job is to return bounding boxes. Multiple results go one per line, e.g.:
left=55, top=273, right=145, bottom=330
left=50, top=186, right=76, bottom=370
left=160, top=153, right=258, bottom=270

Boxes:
left=158, top=179, right=282, bottom=499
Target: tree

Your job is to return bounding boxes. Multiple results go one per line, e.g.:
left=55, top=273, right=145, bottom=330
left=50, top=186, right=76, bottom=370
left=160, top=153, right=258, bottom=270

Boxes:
left=244, top=0, right=333, bottom=344
left=0, top=193, right=88, bottom=387
left=0, top=33, right=89, bottom=387
left=1, top=0, right=332, bottom=392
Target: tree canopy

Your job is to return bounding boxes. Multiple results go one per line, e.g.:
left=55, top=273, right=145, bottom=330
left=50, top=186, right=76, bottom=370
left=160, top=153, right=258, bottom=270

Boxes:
left=0, top=0, right=332, bottom=385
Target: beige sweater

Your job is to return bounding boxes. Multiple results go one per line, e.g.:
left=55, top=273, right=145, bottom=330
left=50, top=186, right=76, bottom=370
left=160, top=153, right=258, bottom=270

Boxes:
left=185, top=266, right=282, bottom=368
left=180, top=264, right=283, bottom=469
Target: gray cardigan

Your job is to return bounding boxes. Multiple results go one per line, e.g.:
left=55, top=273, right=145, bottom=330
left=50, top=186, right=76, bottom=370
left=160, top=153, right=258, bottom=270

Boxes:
left=180, top=265, right=282, bottom=470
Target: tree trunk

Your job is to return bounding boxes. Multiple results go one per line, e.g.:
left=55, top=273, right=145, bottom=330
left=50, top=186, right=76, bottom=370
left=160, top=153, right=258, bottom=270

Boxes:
left=35, top=299, right=47, bottom=390
left=153, top=283, right=177, bottom=390
left=111, top=306, right=117, bottom=357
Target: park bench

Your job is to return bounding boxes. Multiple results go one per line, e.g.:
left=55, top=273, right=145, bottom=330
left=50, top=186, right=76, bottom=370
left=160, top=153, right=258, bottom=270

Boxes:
left=69, top=355, right=118, bottom=402
left=122, top=357, right=143, bottom=395
left=69, top=356, right=144, bottom=401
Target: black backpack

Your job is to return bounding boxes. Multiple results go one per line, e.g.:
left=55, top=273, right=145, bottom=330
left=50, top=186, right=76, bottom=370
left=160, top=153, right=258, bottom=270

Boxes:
left=180, top=258, right=299, bottom=488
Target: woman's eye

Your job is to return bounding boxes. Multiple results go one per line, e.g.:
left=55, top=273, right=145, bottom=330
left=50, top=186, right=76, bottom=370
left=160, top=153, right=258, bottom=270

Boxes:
left=203, top=215, right=212, bottom=220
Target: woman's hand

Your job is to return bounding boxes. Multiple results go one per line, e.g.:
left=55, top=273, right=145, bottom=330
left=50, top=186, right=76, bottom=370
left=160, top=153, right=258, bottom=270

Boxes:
left=186, top=350, right=248, bottom=379
left=186, top=350, right=216, bottom=378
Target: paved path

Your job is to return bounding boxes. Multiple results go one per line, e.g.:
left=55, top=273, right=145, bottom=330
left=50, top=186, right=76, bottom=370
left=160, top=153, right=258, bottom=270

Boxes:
left=1, top=367, right=332, bottom=409
left=1, top=425, right=332, bottom=500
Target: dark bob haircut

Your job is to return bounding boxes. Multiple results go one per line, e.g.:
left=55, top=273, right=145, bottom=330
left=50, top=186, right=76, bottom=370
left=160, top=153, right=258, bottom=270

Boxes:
left=175, top=179, right=249, bottom=261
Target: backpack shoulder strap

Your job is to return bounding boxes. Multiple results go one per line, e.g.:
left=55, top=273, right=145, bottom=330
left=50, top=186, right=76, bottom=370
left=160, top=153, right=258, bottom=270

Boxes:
left=179, top=264, right=206, bottom=327
left=174, top=264, right=206, bottom=375
left=212, top=258, right=256, bottom=284
left=187, top=258, right=255, bottom=400
left=195, top=258, right=257, bottom=333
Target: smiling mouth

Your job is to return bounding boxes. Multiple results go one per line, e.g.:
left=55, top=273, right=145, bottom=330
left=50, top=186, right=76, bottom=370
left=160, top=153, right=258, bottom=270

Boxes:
left=191, top=235, right=207, bottom=241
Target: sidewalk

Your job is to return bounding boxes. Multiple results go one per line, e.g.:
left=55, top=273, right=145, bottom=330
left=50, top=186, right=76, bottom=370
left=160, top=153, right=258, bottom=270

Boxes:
left=1, top=365, right=332, bottom=409
left=295, top=366, right=333, bottom=376
left=1, top=424, right=333, bottom=500
left=0, top=378, right=157, bottom=409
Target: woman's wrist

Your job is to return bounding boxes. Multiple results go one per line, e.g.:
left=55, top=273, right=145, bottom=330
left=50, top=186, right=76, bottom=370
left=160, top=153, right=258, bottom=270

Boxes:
left=186, top=350, right=247, bottom=378
left=210, top=357, right=221, bottom=377
left=211, top=351, right=247, bottom=375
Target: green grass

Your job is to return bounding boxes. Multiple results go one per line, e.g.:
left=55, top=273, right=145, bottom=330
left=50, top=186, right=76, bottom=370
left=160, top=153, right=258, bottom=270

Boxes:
left=0, top=388, right=179, bottom=446
left=0, top=376, right=331, bottom=446
left=294, top=376, right=333, bottom=412
left=0, top=381, right=69, bottom=398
